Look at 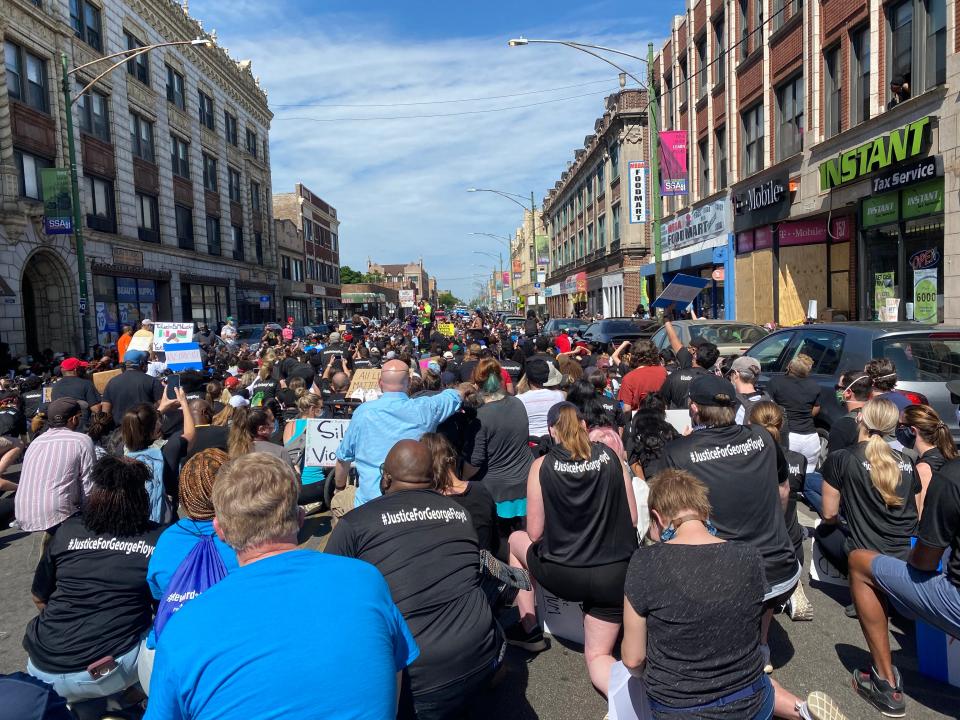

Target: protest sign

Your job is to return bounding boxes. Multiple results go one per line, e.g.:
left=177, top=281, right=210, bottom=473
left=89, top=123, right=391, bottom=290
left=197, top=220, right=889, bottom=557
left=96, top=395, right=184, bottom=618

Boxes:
left=809, top=525, right=848, bottom=587
left=347, top=368, right=381, bottom=397
left=153, top=322, right=194, bottom=351
left=163, top=343, right=203, bottom=371
left=304, top=418, right=350, bottom=467
left=650, top=273, right=710, bottom=310
left=92, top=369, right=121, bottom=394
left=437, top=322, right=455, bottom=337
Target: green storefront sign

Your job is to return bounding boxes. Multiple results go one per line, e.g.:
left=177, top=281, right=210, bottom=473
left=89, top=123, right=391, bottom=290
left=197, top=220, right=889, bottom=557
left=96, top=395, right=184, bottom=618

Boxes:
left=40, top=168, right=74, bottom=234
left=902, top=178, right=944, bottom=219
left=819, top=116, right=931, bottom=191
left=862, top=193, right=899, bottom=228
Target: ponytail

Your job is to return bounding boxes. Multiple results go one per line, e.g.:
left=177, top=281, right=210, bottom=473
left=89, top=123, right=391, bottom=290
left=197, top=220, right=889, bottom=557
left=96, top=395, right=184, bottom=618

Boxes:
left=227, top=407, right=253, bottom=458
left=551, top=404, right=591, bottom=461
left=747, top=400, right=784, bottom=445
left=903, top=404, right=958, bottom=461
left=860, top=399, right=904, bottom=507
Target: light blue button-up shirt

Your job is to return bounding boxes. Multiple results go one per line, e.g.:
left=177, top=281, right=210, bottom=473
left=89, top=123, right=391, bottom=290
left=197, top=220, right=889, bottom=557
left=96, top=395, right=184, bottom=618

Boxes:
left=337, top=390, right=462, bottom=507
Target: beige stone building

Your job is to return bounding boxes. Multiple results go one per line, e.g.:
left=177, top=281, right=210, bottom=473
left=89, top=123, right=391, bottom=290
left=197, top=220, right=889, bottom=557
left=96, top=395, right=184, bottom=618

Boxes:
left=541, top=89, right=652, bottom=318
left=273, top=183, right=342, bottom=322
left=1, top=0, right=277, bottom=355
left=510, top=208, right=545, bottom=314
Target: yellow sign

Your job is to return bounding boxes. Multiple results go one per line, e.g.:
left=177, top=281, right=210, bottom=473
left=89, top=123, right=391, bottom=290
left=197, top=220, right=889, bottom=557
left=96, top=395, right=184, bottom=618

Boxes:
left=437, top=322, right=455, bottom=337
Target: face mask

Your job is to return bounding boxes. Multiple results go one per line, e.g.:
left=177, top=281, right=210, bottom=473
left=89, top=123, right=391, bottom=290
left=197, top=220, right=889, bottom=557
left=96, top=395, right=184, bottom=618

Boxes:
left=272, top=419, right=280, bottom=435
left=895, top=424, right=916, bottom=449
left=835, top=390, right=845, bottom=405
left=659, top=517, right=718, bottom=542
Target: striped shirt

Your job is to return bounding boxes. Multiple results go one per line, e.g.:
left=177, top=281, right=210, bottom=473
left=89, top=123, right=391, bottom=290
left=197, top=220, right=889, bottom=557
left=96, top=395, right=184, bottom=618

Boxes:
left=15, top=427, right=96, bottom=532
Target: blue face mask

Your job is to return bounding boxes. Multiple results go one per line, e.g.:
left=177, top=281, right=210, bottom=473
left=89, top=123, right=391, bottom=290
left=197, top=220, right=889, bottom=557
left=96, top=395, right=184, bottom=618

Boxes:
left=660, top=517, right=718, bottom=542
left=272, top=419, right=280, bottom=435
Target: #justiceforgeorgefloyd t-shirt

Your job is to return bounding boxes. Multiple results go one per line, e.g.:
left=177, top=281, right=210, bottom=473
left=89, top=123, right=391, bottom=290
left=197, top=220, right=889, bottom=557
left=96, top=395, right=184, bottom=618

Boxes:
left=662, top=424, right=798, bottom=588
left=23, top=516, right=161, bottom=673
left=325, top=489, right=501, bottom=695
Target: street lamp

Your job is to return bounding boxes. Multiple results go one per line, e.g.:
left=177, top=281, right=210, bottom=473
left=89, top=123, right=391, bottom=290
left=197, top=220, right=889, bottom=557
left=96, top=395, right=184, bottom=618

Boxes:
left=62, top=37, right=213, bottom=354
left=467, top=187, right=542, bottom=315
left=508, top=36, right=665, bottom=300
left=473, top=251, right=503, bottom=310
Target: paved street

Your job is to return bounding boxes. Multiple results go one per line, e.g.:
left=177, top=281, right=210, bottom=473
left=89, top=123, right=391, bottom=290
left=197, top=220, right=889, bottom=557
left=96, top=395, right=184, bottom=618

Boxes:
left=1, top=505, right=957, bottom=719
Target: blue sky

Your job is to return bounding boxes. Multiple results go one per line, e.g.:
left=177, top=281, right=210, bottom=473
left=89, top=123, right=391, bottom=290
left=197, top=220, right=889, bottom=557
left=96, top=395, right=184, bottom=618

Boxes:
left=189, top=0, right=685, bottom=300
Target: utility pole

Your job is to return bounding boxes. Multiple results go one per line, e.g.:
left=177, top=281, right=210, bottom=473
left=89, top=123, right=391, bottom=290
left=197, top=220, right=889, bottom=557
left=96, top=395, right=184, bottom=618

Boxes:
left=62, top=52, right=90, bottom=355
left=647, top=41, right=663, bottom=298
left=530, top=191, right=540, bottom=317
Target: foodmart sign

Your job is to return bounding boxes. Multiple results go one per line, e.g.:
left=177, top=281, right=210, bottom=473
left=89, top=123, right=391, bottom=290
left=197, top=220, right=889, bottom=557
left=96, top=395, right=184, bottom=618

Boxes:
left=819, top=116, right=932, bottom=191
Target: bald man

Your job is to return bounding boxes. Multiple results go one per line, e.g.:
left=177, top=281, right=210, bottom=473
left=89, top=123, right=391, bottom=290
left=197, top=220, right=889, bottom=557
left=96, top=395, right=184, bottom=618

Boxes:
left=335, top=360, right=472, bottom=508
left=326, top=440, right=503, bottom=719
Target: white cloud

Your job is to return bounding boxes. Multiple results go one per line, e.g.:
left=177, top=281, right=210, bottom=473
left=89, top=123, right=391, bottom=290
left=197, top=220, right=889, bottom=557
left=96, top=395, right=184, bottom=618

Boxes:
left=188, top=4, right=670, bottom=299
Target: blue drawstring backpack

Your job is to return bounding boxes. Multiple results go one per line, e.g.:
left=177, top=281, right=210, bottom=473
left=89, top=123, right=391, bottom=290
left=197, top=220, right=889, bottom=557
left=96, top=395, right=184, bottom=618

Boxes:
left=153, top=533, right=228, bottom=640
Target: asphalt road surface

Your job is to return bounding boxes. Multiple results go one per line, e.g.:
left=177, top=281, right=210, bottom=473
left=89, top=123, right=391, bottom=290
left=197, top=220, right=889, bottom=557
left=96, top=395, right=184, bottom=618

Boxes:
left=1, top=507, right=958, bottom=719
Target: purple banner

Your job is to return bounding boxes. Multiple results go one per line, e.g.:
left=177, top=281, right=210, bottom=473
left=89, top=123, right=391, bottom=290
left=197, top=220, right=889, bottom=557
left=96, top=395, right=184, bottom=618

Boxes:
left=659, top=131, right=688, bottom=196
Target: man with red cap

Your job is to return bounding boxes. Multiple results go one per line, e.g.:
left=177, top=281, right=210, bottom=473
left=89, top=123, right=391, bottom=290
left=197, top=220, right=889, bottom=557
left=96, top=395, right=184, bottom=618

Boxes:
left=51, top=358, right=101, bottom=428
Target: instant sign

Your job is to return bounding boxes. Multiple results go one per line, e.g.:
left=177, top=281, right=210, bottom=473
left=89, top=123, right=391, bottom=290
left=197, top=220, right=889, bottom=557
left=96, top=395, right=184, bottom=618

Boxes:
left=305, top=418, right=350, bottom=467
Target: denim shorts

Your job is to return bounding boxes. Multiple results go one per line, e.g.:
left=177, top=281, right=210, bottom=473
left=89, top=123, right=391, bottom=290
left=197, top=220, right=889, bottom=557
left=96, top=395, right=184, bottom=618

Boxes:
left=27, top=636, right=144, bottom=703
left=872, top=554, right=960, bottom=638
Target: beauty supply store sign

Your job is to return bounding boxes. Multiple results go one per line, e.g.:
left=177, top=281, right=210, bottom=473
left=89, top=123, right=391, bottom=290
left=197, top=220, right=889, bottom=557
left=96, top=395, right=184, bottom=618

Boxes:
left=661, top=198, right=731, bottom=252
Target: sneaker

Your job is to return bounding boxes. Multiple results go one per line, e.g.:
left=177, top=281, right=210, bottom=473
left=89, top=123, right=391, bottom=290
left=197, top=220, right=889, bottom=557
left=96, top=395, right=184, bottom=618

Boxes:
left=759, top=643, right=773, bottom=674
left=505, top=622, right=548, bottom=652
left=853, top=666, right=906, bottom=717
left=844, top=603, right=858, bottom=619
left=803, top=691, right=849, bottom=720
left=787, top=583, right=814, bottom=622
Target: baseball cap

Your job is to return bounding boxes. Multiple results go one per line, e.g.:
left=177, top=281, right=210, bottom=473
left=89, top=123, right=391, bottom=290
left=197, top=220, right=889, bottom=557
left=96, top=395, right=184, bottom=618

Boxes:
left=543, top=363, right=564, bottom=388
left=689, top=374, right=738, bottom=407
left=328, top=331, right=341, bottom=344
left=443, top=351, right=454, bottom=360
left=60, top=357, right=88, bottom=372
left=228, top=394, right=250, bottom=408
left=427, top=361, right=441, bottom=376
left=224, top=376, right=240, bottom=389
left=730, top=356, right=761, bottom=377
left=141, top=318, right=154, bottom=326
left=124, top=349, right=147, bottom=366
left=47, top=398, right=81, bottom=425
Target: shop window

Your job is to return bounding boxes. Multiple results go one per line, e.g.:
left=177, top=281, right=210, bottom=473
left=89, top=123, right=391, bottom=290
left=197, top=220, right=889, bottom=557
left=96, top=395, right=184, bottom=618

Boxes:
left=715, top=127, right=727, bottom=189
left=95, top=276, right=158, bottom=346
left=714, top=16, right=725, bottom=85
left=130, top=113, right=154, bottom=162
left=850, top=26, right=871, bottom=125
left=125, top=32, right=149, bottom=85
left=13, top=149, right=51, bottom=200
left=206, top=215, right=221, bottom=256
left=5, top=41, right=48, bottom=113
left=698, top=138, right=709, bottom=196
left=165, top=64, right=185, bottom=110
left=198, top=90, right=215, bottom=131
left=823, top=47, right=841, bottom=139
left=171, top=135, right=190, bottom=179
left=776, top=75, right=804, bottom=161
left=202, top=153, right=218, bottom=192
left=136, top=192, right=159, bottom=243
left=741, top=103, right=764, bottom=175
left=70, top=0, right=102, bottom=51
left=175, top=204, right=194, bottom=250
left=232, top=224, right=244, bottom=261
left=83, top=175, right=115, bottom=233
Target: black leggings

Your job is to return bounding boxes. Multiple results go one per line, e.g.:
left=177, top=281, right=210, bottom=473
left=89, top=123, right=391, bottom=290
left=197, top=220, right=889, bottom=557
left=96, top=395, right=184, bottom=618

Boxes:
left=814, top=523, right=850, bottom=576
left=527, top=548, right=629, bottom=623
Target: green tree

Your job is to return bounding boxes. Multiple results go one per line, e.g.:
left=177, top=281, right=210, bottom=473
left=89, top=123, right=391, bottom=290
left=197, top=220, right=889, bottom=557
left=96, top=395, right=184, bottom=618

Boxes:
left=362, top=271, right=384, bottom=283
left=339, top=266, right=363, bottom=284
left=438, top=291, right=462, bottom=308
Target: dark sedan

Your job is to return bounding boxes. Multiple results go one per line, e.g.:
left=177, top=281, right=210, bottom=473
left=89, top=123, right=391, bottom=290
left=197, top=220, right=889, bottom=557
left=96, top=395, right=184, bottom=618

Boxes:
left=580, top=318, right=659, bottom=351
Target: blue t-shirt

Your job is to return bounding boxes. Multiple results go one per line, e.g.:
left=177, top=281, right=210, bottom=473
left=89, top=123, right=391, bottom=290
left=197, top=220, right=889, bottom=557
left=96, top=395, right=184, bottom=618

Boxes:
left=144, top=550, right=418, bottom=720
left=147, top=519, right=239, bottom=601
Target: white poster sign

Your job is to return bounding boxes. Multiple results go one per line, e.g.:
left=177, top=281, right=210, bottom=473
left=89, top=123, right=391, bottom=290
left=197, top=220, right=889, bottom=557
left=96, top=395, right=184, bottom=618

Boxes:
left=304, top=419, right=351, bottom=467
left=661, top=198, right=731, bottom=252
left=399, top=289, right=416, bottom=308
left=153, top=322, right=195, bottom=351
left=628, top=161, right=647, bottom=224
left=809, top=532, right=849, bottom=587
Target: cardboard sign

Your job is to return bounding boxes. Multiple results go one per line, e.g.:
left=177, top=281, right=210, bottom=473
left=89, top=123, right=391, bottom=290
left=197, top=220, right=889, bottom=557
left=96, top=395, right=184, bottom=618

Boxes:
left=664, top=409, right=691, bottom=435
left=437, top=322, right=455, bottom=337
left=304, top=418, right=351, bottom=468
left=536, top=587, right=584, bottom=645
left=651, top=273, right=710, bottom=310
left=346, top=368, right=381, bottom=397
left=608, top=662, right=653, bottom=720
left=153, top=322, right=195, bottom=351
left=92, top=369, right=121, bottom=394
left=163, top=343, right=203, bottom=371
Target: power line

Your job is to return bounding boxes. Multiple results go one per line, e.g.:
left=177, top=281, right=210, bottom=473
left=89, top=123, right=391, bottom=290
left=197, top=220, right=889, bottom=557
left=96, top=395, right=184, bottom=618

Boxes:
left=272, top=77, right=621, bottom=109
left=275, top=88, right=614, bottom=122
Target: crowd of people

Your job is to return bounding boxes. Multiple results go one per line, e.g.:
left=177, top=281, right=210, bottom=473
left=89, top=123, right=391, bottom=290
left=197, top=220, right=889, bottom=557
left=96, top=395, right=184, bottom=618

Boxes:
left=1, top=304, right=959, bottom=720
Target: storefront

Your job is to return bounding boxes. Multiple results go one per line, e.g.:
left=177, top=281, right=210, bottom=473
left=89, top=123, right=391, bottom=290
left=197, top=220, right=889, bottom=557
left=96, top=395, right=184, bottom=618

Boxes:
left=93, top=274, right=163, bottom=346
left=601, top=272, right=624, bottom=317
left=284, top=297, right=309, bottom=326
left=237, top=285, right=274, bottom=325
left=644, top=197, right=733, bottom=318
left=544, top=283, right=561, bottom=317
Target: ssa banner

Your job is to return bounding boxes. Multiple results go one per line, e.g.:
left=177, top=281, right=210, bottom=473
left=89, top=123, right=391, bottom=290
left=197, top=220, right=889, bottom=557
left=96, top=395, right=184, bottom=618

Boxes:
left=659, top=131, right=689, bottom=196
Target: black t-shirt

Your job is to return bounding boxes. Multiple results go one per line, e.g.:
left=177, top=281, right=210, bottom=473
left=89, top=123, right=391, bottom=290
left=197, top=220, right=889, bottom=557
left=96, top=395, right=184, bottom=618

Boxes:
left=325, top=489, right=501, bottom=695
left=279, top=356, right=300, bottom=380
left=51, top=377, right=101, bottom=410
left=781, top=447, right=807, bottom=549
left=659, top=366, right=708, bottom=409
left=827, top=411, right=861, bottom=454
left=500, top=358, right=522, bottom=383
left=446, top=482, right=500, bottom=559
left=102, top=370, right=163, bottom=425
left=185, top=425, right=229, bottom=459
left=22, top=388, right=44, bottom=419
left=625, top=542, right=766, bottom=716
left=0, top=405, right=25, bottom=438
left=247, top=377, right=279, bottom=405
left=321, top=343, right=348, bottom=371
left=767, top=375, right=821, bottom=434
left=918, top=447, right=948, bottom=475
left=463, top=396, right=533, bottom=504
left=352, top=358, right=374, bottom=371
left=662, top=425, right=798, bottom=587
left=23, top=516, right=161, bottom=673
left=822, top=442, right=920, bottom=559
left=919, top=458, right=960, bottom=587
left=675, top=346, right=694, bottom=370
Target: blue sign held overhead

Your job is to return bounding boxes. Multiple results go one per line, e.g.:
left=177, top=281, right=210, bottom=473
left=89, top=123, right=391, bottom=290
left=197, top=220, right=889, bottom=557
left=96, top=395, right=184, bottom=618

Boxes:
left=651, top=273, right=711, bottom=310
left=164, top=342, right=203, bottom=371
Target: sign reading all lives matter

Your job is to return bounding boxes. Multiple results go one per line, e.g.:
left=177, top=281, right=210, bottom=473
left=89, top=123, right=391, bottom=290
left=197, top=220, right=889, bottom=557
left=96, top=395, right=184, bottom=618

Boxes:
left=651, top=273, right=711, bottom=310
left=305, top=419, right=350, bottom=467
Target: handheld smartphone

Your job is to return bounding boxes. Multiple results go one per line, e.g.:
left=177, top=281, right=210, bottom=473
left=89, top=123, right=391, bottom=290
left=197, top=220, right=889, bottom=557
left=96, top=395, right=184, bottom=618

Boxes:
left=87, top=656, right=118, bottom=680
left=165, top=373, right=181, bottom=400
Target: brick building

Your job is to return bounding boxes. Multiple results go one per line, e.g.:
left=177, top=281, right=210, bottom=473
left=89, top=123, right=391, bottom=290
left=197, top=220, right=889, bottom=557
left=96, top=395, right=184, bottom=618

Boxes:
left=541, top=89, right=652, bottom=318
left=366, top=258, right=436, bottom=304
left=273, top=183, right=342, bottom=322
left=654, top=0, right=958, bottom=326
left=1, top=0, right=277, bottom=355
left=274, top=217, right=310, bottom=325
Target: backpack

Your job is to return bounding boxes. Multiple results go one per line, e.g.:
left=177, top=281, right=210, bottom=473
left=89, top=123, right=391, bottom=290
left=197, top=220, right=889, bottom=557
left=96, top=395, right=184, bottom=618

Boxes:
left=153, top=533, right=228, bottom=640
left=736, top=390, right=773, bottom=424
left=126, top=446, right=170, bottom=524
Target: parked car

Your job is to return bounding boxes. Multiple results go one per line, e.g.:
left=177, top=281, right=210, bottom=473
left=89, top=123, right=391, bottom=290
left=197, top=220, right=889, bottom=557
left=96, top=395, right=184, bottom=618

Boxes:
left=581, top=318, right=659, bottom=350
left=651, top=320, right=769, bottom=356
left=542, top=318, right=591, bottom=336
left=502, top=315, right=525, bottom=330
left=236, top=323, right=318, bottom=351
left=744, top=322, right=960, bottom=436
